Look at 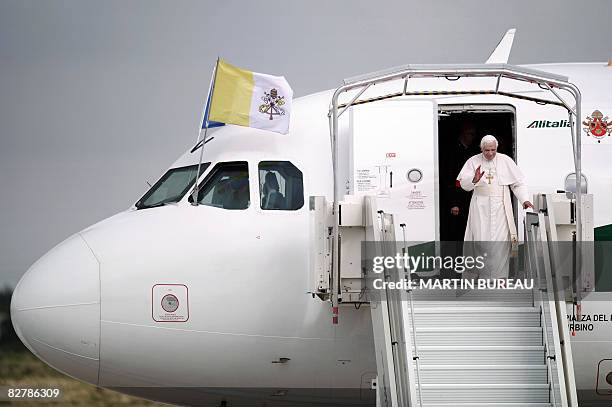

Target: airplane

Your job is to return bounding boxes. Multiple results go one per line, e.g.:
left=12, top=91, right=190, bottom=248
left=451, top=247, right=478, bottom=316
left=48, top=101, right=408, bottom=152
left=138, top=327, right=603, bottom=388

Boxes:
left=9, top=30, right=612, bottom=406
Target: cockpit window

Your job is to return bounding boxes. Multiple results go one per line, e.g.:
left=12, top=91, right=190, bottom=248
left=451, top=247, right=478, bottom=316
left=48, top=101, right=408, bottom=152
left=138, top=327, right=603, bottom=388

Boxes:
left=197, top=162, right=250, bottom=210
left=136, top=164, right=210, bottom=209
left=259, top=161, right=304, bottom=210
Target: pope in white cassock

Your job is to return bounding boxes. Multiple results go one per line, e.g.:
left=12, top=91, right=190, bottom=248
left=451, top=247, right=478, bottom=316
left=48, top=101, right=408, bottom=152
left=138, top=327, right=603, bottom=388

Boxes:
left=457, top=135, right=534, bottom=278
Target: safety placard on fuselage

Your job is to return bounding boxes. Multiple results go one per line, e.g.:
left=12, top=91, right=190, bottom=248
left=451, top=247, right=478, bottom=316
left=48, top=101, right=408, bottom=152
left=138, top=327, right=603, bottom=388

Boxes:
left=152, top=284, right=189, bottom=322
left=351, top=100, right=437, bottom=241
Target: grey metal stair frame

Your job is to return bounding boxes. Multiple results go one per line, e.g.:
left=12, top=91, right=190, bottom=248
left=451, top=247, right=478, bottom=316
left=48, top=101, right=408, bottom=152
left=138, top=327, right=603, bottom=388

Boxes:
left=368, top=196, right=578, bottom=407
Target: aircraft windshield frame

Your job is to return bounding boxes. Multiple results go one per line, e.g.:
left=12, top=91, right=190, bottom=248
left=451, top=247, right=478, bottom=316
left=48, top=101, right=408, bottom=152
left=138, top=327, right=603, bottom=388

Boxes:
left=195, top=161, right=250, bottom=210
left=135, top=163, right=210, bottom=209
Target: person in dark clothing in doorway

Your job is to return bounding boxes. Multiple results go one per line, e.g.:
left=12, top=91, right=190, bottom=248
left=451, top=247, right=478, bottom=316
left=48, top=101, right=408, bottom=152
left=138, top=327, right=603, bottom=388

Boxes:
left=440, top=121, right=479, bottom=275
left=447, top=121, right=479, bottom=241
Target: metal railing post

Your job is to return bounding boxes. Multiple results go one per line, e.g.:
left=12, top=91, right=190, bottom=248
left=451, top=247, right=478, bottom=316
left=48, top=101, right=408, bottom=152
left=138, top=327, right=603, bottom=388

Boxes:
left=401, top=224, right=423, bottom=407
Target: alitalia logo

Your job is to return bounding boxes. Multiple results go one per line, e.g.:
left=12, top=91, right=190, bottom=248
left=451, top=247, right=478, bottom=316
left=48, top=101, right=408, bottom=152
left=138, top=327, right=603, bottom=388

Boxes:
left=527, top=119, right=572, bottom=129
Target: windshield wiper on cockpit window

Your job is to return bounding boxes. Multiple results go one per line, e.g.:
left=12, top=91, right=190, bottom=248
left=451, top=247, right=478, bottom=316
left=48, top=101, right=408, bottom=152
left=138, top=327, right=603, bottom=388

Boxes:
left=136, top=198, right=180, bottom=210
left=190, top=136, right=215, bottom=153
left=137, top=202, right=167, bottom=209
left=135, top=163, right=211, bottom=210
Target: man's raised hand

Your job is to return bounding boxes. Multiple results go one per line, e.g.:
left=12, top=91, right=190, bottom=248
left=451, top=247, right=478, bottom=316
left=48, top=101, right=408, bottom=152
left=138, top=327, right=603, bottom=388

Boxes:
left=472, top=165, right=485, bottom=184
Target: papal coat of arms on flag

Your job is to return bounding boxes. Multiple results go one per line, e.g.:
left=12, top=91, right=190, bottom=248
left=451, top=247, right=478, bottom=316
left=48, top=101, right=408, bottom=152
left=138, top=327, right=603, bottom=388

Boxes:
left=259, top=88, right=286, bottom=120
left=207, top=59, right=293, bottom=134
left=583, top=110, right=611, bottom=142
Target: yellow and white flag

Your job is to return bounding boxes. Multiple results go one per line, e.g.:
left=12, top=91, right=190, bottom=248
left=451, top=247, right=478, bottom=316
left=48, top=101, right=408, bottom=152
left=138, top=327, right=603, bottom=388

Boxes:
left=208, top=59, right=293, bottom=134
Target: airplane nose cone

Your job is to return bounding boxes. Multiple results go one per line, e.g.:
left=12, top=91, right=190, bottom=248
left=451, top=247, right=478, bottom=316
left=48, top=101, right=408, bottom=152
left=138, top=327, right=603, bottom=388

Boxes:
left=10, top=233, right=101, bottom=385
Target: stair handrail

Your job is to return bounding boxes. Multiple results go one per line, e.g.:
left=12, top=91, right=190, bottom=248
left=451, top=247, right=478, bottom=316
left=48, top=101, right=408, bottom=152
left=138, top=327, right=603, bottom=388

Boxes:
left=538, top=210, right=571, bottom=406
left=525, top=211, right=571, bottom=406
left=525, top=216, right=558, bottom=406
left=365, top=198, right=400, bottom=407
left=378, top=211, right=413, bottom=407
left=400, top=223, right=424, bottom=407
left=540, top=195, right=579, bottom=407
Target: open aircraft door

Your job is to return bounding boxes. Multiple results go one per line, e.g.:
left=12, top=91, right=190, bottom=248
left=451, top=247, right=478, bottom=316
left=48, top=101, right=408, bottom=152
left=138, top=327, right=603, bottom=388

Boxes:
left=350, top=100, right=438, bottom=242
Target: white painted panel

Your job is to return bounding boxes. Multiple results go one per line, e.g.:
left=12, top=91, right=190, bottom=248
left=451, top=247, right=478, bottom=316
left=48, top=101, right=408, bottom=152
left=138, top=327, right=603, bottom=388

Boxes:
left=351, top=100, right=438, bottom=241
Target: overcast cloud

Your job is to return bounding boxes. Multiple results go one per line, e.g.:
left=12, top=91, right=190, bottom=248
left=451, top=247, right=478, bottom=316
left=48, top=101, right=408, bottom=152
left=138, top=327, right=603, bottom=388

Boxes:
left=1, top=0, right=611, bottom=287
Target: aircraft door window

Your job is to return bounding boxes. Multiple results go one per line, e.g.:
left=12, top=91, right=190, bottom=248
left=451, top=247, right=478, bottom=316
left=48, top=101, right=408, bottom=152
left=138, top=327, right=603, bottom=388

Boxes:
left=136, top=163, right=210, bottom=209
left=197, top=162, right=250, bottom=210
left=259, top=161, right=304, bottom=210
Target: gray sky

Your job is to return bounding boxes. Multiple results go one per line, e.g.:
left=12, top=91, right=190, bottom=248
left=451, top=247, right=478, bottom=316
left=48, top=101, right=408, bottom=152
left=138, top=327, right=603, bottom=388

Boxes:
left=1, top=0, right=611, bottom=288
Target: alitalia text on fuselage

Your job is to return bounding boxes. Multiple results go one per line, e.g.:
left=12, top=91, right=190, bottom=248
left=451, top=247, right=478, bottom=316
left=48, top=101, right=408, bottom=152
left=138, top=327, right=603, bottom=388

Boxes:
left=527, top=119, right=572, bottom=128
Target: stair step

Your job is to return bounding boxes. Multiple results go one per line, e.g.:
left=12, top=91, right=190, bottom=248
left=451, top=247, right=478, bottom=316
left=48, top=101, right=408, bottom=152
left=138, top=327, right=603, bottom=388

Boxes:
left=415, top=364, right=548, bottom=384
left=421, top=404, right=551, bottom=407
left=409, top=289, right=534, bottom=307
left=415, top=346, right=546, bottom=365
left=413, top=307, right=540, bottom=327
left=414, top=300, right=534, bottom=307
left=412, top=326, right=543, bottom=346
left=410, top=288, right=534, bottom=300
left=413, top=306, right=538, bottom=313
left=414, top=383, right=550, bottom=403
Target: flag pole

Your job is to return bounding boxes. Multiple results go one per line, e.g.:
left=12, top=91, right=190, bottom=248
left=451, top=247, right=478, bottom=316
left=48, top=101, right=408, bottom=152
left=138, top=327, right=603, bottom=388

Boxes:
left=191, top=58, right=219, bottom=206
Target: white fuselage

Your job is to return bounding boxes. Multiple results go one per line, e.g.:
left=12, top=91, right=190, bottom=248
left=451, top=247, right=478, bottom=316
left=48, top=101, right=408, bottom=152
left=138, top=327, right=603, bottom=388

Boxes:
left=11, top=62, right=612, bottom=406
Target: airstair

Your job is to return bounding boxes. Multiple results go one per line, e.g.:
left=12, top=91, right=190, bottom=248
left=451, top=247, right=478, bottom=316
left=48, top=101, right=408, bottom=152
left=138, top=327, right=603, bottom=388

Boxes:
left=310, top=63, right=589, bottom=406
left=309, top=192, right=591, bottom=407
